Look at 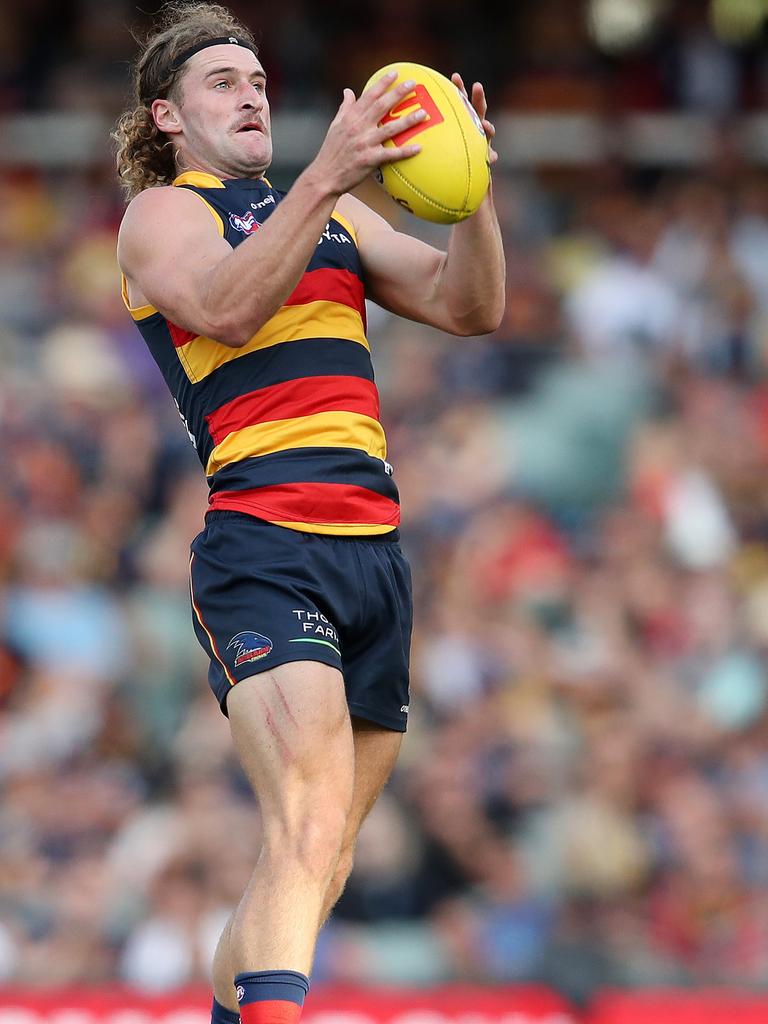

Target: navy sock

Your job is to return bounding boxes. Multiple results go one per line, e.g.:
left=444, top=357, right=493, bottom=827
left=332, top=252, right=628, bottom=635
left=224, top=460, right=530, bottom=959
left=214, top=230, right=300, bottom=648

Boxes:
left=235, top=971, right=310, bottom=1024
left=211, top=998, right=240, bottom=1024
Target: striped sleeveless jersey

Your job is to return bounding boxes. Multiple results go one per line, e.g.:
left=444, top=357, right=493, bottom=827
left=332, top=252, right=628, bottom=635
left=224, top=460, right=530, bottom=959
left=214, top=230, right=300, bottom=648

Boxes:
left=122, top=171, right=400, bottom=536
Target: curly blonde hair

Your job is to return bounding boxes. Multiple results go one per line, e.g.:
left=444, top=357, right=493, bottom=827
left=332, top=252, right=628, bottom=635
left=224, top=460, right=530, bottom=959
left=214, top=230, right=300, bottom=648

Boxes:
left=113, top=2, right=258, bottom=201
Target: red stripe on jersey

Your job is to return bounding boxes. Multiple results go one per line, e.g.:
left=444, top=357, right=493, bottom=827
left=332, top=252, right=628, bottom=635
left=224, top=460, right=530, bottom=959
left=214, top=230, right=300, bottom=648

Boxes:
left=239, top=1000, right=303, bottom=1024
left=205, top=376, right=381, bottom=444
left=167, top=269, right=364, bottom=350
left=285, top=267, right=365, bottom=319
left=168, top=320, right=197, bottom=349
left=209, top=482, right=400, bottom=526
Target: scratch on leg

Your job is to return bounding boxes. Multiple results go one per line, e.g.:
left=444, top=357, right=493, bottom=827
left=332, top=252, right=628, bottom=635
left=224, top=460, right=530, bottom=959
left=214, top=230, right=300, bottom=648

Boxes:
left=275, top=680, right=299, bottom=729
left=259, top=694, right=294, bottom=764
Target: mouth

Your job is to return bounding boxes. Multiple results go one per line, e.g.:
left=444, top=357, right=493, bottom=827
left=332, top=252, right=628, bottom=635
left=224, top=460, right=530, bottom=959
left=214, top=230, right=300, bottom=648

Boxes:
left=236, top=122, right=263, bottom=134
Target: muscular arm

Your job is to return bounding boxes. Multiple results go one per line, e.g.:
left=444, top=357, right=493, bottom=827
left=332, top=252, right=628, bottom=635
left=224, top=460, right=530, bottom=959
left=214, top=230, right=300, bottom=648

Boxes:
left=117, top=72, right=427, bottom=348
left=118, top=172, right=338, bottom=346
left=339, top=188, right=506, bottom=336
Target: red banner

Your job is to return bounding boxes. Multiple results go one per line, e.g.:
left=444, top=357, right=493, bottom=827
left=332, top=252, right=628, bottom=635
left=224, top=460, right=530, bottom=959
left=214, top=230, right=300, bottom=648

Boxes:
left=0, top=987, right=578, bottom=1024
left=590, top=990, right=768, bottom=1024
left=7, top=986, right=768, bottom=1023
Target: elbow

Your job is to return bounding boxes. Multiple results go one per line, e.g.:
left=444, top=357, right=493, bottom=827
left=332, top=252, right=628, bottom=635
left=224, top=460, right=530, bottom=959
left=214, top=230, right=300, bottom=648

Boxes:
left=475, top=307, right=506, bottom=336
left=452, top=320, right=483, bottom=337
left=481, top=290, right=507, bottom=334
left=449, top=285, right=506, bottom=337
left=210, top=303, right=277, bottom=347
left=200, top=292, right=265, bottom=347
left=452, top=303, right=506, bottom=337
left=207, top=315, right=256, bottom=348
left=224, top=330, right=253, bottom=349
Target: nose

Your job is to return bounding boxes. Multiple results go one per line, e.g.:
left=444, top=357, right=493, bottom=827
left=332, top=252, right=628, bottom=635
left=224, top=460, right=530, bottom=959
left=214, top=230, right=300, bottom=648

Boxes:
left=238, top=82, right=264, bottom=111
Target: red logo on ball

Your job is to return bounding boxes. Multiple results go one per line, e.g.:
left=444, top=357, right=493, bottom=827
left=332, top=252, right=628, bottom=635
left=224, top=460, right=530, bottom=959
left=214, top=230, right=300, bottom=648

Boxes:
left=381, top=84, right=445, bottom=146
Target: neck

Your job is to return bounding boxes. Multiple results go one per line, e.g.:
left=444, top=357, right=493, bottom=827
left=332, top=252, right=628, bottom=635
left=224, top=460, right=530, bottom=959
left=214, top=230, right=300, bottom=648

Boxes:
left=175, top=151, right=268, bottom=183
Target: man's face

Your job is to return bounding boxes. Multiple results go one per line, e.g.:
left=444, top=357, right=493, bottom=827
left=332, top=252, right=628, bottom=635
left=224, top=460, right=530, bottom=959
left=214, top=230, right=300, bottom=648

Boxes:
left=156, top=43, right=273, bottom=179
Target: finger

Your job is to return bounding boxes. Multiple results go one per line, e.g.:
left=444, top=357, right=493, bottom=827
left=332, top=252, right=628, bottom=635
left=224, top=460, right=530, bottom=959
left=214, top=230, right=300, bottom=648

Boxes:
left=373, top=77, right=416, bottom=120
left=377, top=107, right=427, bottom=142
left=378, top=142, right=421, bottom=164
left=361, top=69, right=399, bottom=104
left=482, top=118, right=495, bottom=138
left=451, top=72, right=467, bottom=97
left=488, top=145, right=498, bottom=165
left=330, top=87, right=356, bottom=124
left=472, top=81, right=487, bottom=119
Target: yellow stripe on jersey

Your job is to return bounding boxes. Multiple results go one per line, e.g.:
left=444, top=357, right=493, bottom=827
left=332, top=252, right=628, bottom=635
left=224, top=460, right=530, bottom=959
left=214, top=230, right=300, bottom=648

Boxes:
left=192, top=195, right=225, bottom=235
left=173, top=171, right=227, bottom=189
left=205, top=410, right=386, bottom=475
left=170, top=174, right=225, bottom=235
left=271, top=520, right=396, bottom=535
left=172, top=171, right=273, bottom=189
left=121, top=274, right=158, bottom=320
left=331, top=210, right=358, bottom=244
left=177, top=301, right=368, bottom=383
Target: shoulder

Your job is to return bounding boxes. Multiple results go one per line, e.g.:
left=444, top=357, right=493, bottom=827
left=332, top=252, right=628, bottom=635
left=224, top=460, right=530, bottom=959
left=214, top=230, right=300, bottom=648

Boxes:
left=118, top=184, right=226, bottom=270
left=120, top=183, right=216, bottom=230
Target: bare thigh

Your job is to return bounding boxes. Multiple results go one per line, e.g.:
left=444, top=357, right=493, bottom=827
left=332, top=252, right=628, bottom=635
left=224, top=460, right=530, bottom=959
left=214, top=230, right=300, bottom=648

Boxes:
left=227, top=660, right=355, bottom=833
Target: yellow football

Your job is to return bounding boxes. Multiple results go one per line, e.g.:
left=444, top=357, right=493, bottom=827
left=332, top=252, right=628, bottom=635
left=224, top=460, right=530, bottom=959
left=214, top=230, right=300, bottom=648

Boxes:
left=364, top=62, right=490, bottom=224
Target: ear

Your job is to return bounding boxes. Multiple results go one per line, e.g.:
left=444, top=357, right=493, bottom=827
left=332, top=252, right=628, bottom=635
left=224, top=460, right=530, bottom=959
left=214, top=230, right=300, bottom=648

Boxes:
left=151, top=98, right=182, bottom=136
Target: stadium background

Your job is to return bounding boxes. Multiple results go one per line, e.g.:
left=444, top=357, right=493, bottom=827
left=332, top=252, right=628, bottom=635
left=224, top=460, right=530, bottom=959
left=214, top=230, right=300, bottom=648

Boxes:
left=5, top=0, right=768, bottom=1021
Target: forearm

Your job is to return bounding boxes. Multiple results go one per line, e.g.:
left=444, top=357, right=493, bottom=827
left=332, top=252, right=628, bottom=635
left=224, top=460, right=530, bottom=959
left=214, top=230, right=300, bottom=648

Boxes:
left=434, top=185, right=506, bottom=335
left=203, top=167, right=339, bottom=345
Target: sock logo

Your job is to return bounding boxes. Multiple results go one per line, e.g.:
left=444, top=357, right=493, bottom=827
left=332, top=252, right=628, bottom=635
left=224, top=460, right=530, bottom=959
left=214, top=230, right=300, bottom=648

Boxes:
left=236, top=986, right=245, bottom=1003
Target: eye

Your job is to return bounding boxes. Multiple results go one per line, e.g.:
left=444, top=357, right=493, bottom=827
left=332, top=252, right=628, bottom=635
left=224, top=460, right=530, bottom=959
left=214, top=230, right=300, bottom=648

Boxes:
left=214, top=80, right=230, bottom=89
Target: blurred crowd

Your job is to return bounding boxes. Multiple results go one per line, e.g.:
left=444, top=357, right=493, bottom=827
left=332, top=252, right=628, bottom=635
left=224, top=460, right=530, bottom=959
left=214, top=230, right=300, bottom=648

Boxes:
left=6, top=0, right=768, bottom=1007
left=4, top=153, right=768, bottom=1001
left=6, top=0, right=768, bottom=119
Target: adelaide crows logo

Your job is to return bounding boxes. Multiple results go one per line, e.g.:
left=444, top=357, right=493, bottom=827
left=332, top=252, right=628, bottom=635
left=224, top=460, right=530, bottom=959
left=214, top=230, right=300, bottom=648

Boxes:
left=226, top=630, right=273, bottom=667
left=229, top=210, right=260, bottom=235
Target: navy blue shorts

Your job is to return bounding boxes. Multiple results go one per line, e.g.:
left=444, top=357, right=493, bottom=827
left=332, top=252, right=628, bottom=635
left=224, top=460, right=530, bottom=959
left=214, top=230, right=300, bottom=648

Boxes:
left=189, top=511, right=413, bottom=731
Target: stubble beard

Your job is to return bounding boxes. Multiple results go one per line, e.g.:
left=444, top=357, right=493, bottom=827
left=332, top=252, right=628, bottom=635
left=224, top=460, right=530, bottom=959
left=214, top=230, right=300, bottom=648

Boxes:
left=176, top=130, right=272, bottom=181
left=216, top=126, right=273, bottom=179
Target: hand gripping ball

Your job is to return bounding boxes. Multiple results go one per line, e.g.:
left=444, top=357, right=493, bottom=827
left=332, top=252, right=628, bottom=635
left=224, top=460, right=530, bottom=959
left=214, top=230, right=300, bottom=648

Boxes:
left=365, top=61, right=491, bottom=224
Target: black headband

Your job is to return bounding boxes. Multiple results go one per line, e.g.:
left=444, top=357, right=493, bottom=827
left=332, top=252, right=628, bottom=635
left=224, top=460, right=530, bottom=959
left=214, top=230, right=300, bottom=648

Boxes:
left=169, top=36, right=258, bottom=73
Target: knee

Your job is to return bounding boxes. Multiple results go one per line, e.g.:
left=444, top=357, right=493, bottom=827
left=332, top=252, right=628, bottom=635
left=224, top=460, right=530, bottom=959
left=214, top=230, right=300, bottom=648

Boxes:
left=265, top=805, right=348, bottom=882
left=332, top=843, right=355, bottom=891
left=324, top=841, right=356, bottom=910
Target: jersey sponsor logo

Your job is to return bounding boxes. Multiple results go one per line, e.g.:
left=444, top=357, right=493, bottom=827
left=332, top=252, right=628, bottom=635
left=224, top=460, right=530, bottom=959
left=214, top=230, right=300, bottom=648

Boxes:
left=229, top=210, right=260, bottom=235
left=380, top=83, right=445, bottom=146
left=319, top=222, right=352, bottom=246
left=226, top=630, right=273, bottom=667
left=250, top=193, right=275, bottom=211
left=235, top=986, right=245, bottom=1003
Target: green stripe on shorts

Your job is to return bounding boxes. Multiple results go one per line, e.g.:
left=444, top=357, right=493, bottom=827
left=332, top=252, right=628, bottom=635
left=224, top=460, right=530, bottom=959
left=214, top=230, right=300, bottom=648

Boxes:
left=288, top=637, right=341, bottom=656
